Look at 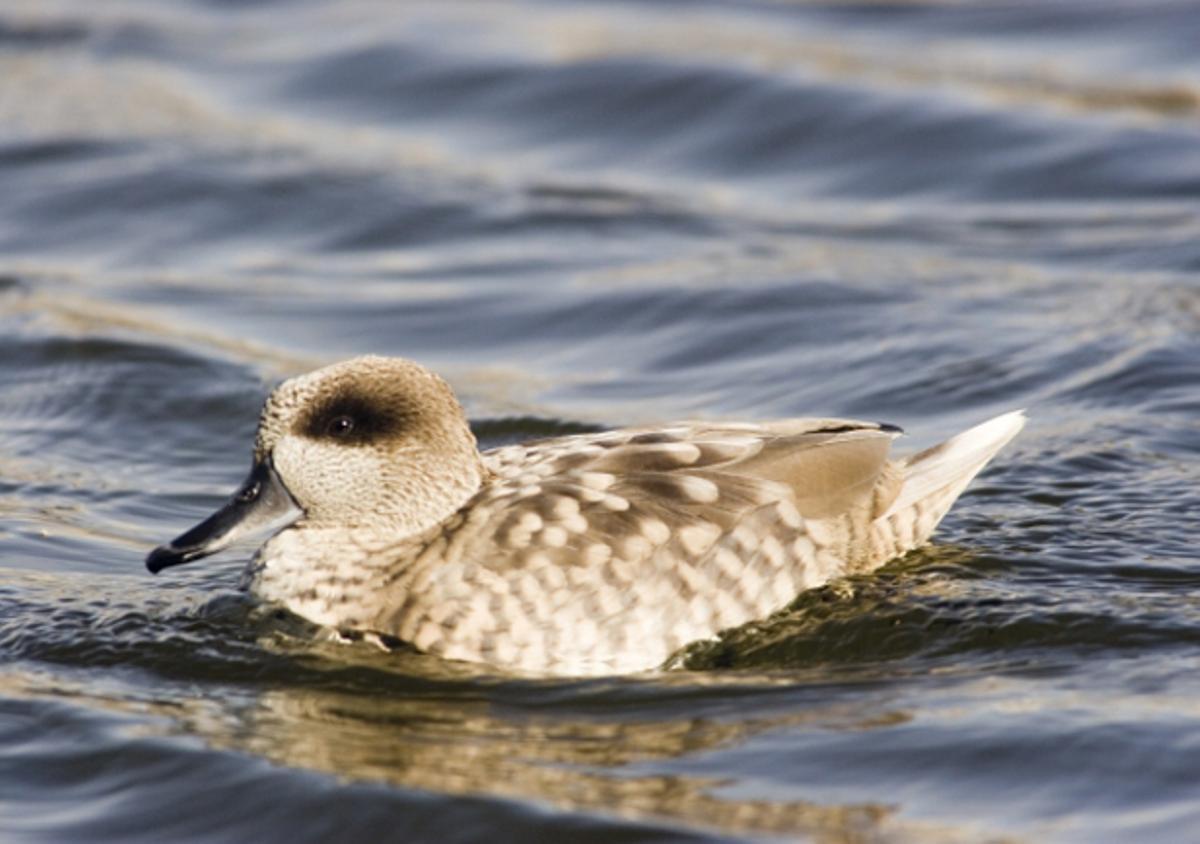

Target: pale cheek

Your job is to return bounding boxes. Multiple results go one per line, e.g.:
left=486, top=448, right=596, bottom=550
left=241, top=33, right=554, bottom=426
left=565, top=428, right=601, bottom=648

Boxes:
left=272, top=437, right=383, bottom=522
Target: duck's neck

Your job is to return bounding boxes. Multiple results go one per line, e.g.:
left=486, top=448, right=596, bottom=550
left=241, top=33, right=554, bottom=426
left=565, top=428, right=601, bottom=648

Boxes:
left=244, top=463, right=484, bottom=627
left=399, top=457, right=485, bottom=536
left=244, top=521, right=425, bottom=628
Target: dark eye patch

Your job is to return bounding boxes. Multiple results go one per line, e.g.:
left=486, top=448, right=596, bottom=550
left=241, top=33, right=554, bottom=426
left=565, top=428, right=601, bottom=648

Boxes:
left=298, top=390, right=409, bottom=445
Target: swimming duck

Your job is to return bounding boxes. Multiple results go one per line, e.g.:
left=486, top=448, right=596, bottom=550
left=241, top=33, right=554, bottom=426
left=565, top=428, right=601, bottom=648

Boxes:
left=147, top=356, right=1024, bottom=676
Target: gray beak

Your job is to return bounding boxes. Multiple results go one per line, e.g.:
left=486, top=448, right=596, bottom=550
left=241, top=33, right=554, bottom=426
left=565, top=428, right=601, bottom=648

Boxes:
left=146, top=458, right=302, bottom=573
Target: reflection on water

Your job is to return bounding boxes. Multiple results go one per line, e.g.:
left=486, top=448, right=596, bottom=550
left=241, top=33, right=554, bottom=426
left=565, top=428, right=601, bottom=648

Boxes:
left=0, top=662, right=940, bottom=843
left=240, top=685, right=901, bottom=839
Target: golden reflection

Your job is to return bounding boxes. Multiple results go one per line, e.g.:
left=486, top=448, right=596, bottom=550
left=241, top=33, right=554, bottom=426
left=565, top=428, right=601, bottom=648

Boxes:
left=527, top=9, right=1199, bottom=122
left=1, top=281, right=319, bottom=380
left=174, top=680, right=930, bottom=842
left=0, top=657, right=994, bottom=843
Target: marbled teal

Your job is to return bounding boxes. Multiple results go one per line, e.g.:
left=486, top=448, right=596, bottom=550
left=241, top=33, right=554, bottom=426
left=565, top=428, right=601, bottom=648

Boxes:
left=147, top=356, right=1024, bottom=676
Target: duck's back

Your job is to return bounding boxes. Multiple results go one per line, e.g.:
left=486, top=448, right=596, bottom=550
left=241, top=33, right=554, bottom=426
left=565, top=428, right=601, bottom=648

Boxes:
left=365, top=413, right=1024, bottom=676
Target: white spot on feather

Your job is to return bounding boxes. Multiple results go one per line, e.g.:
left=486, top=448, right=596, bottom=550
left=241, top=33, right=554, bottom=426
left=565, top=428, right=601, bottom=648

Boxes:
left=713, top=547, right=743, bottom=582
left=687, top=594, right=713, bottom=627
left=775, top=500, right=802, bottom=529
left=772, top=569, right=798, bottom=602
left=676, top=475, right=719, bottom=503
left=714, top=592, right=744, bottom=626
left=579, top=472, right=616, bottom=490
left=596, top=587, right=624, bottom=617
left=575, top=617, right=599, bottom=651
left=518, top=571, right=543, bottom=605
left=640, top=517, right=670, bottom=545
left=505, top=527, right=532, bottom=549
left=538, top=563, right=567, bottom=590
left=414, top=621, right=442, bottom=651
left=622, top=534, right=652, bottom=561
left=601, top=493, right=630, bottom=511
left=792, top=535, right=817, bottom=565
left=552, top=496, right=581, bottom=519
left=518, top=511, right=544, bottom=532
left=760, top=535, right=785, bottom=568
left=806, top=519, right=838, bottom=548
left=699, top=436, right=763, bottom=461
left=560, top=513, right=589, bottom=534
left=541, top=525, right=569, bottom=547
left=678, top=522, right=721, bottom=556
left=610, top=558, right=636, bottom=583
left=494, top=638, right=518, bottom=664
left=655, top=442, right=701, bottom=463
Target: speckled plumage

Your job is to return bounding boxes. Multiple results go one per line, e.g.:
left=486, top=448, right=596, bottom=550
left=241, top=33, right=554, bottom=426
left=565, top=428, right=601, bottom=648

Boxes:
left=179, top=356, right=1024, bottom=676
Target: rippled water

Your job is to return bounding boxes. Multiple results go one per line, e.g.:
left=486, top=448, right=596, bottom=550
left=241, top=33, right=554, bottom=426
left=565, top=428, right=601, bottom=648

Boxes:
left=3, top=1, right=1200, bottom=841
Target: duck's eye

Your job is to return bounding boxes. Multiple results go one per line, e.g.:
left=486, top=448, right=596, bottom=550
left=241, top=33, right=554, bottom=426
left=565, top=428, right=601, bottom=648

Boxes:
left=326, top=415, right=355, bottom=438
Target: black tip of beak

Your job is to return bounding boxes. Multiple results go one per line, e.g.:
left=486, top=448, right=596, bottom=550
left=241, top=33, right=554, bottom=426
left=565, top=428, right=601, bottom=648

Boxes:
left=145, top=459, right=302, bottom=576
left=146, top=544, right=190, bottom=574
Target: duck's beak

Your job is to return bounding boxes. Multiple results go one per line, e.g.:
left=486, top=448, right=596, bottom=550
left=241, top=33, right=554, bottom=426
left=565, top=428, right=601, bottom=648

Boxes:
left=146, top=458, right=302, bottom=573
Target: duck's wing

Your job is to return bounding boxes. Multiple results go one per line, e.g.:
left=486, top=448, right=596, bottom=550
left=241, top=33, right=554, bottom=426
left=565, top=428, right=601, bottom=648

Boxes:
left=472, top=419, right=905, bottom=560
left=368, top=420, right=903, bottom=675
left=487, top=418, right=904, bottom=512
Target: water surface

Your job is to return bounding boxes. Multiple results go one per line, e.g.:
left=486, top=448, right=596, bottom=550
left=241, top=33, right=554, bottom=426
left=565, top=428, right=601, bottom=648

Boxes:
left=2, top=1, right=1200, bottom=841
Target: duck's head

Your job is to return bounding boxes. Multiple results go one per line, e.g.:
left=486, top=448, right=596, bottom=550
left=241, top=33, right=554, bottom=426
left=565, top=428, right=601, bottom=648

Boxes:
left=146, top=356, right=484, bottom=573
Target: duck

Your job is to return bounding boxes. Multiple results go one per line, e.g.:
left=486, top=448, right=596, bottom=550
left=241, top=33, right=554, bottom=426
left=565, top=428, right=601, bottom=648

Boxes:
left=146, top=355, right=1024, bottom=676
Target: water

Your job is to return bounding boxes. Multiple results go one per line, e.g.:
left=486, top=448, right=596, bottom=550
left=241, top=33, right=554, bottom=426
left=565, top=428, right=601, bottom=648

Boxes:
left=2, top=0, right=1199, bottom=840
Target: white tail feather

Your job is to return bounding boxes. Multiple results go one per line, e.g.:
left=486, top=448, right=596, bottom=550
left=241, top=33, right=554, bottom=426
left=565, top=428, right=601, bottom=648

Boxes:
left=880, top=410, right=1026, bottom=523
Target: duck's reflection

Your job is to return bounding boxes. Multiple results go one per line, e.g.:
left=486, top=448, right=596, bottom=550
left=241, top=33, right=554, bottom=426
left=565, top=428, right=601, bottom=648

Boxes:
left=234, top=682, right=896, bottom=839
left=90, top=608, right=954, bottom=844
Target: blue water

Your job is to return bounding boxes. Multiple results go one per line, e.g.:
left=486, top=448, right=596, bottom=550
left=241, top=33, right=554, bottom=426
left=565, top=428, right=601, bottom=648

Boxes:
left=2, top=1, right=1200, bottom=841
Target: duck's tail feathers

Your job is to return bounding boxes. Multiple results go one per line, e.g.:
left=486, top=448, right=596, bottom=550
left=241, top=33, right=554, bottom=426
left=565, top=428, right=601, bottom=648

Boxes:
left=877, top=410, right=1025, bottom=545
